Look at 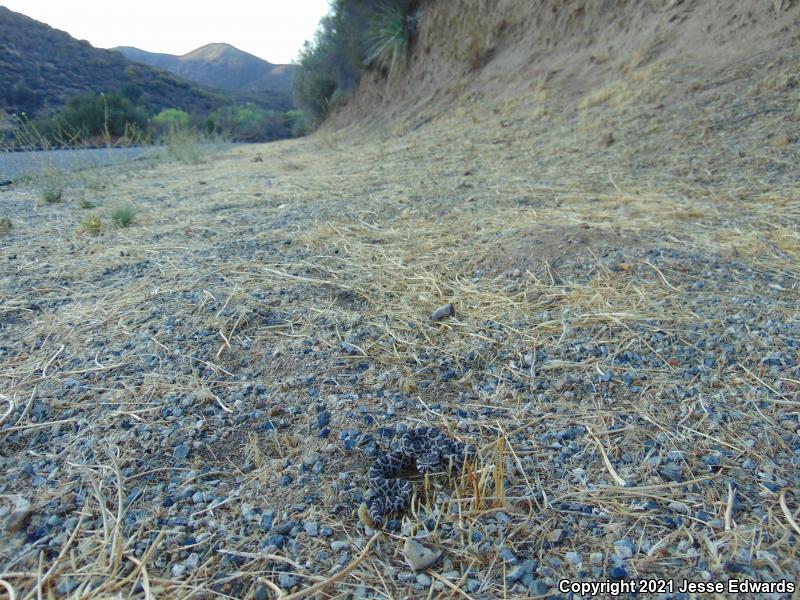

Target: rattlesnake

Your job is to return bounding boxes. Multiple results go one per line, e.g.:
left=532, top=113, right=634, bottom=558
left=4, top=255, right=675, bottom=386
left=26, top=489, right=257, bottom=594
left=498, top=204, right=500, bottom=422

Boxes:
left=366, top=427, right=477, bottom=526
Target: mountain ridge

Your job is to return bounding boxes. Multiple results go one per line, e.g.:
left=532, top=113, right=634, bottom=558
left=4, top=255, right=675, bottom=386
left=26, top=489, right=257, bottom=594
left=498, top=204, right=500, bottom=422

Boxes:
left=114, top=43, right=295, bottom=95
left=0, top=8, right=293, bottom=120
left=0, top=6, right=221, bottom=117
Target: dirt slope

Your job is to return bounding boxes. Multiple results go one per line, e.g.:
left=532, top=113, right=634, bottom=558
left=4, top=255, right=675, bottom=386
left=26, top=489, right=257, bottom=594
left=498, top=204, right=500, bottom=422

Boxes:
left=333, top=0, right=799, bottom=133
left=1, top=2, right=799, bottom=599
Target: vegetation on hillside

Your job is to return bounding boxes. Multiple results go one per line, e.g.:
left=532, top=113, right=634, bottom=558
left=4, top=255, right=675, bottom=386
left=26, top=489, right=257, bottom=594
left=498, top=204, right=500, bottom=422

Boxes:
left=203, top=106, right=292, bottom=142
left=0, top=7, right=219, bottom=118
left=29, top=92, right=149, bottom=145
left=2, top=94, right=299, bottom=149
left=292, top=0, right=420, bottom=132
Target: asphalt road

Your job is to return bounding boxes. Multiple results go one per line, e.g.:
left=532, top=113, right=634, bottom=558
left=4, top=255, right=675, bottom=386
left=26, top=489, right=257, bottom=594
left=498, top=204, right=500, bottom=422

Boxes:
left=0, top=146, right=160, bottom=180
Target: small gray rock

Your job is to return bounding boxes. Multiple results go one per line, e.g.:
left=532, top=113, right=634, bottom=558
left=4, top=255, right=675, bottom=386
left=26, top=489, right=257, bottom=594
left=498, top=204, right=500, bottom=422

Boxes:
left=403, top=538, right=441, bottom=571
left=658, top=463, right=683, bottom=482
left=253, top=587, right=269, bottom=600
left=416, top=573, right=432, bottom=587
left=5, top=497, right=33, bottom=534
left=185, top=553, right=200, bottom=570
left=547, top=528, right=565, bottom=543
left=506, top=565, right=526, bottom=583
left=273, top=520, right=296, bottom=535
left=430, top=303, right=455, bottom=321
left=499, top=548, right=517, bottom=563
left=331, top=540, right=350, bottom=552
left=303, top=451, right=321, bottom=466
left=507, top=559, right=536, bottom=583
left=668, top=501, right=689, bottom=514
left=613, top=539, right=635, bottom=560
left=528, top=579, right=550, bottom=595
left=241, top=504, right=259, bottom=522
left=278, top=573, right=297, bottom=589
left=520, top=559, right=536, bottom=574
left=171, top=563, right=186, bottom=578
left=46, top=514, right=63, bottom=527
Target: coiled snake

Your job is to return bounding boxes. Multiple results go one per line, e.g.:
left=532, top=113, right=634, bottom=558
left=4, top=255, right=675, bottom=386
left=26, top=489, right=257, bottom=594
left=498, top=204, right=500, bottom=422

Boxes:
left=366, top=427, right=477, bottom=525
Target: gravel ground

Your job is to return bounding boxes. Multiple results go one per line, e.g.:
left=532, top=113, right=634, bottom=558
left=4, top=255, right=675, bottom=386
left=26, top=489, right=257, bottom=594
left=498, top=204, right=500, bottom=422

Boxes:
left=1, top=54, right=799, bottom=599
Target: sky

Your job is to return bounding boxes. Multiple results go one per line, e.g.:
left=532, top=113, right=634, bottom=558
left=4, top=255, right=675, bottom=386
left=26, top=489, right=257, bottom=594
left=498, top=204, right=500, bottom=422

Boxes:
left=2, top=0, right=331, bottom=64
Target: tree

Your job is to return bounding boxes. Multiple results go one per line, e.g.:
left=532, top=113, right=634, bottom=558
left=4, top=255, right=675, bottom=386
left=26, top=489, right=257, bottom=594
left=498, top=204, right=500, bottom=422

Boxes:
left=152, top=108, right=190, bottom=135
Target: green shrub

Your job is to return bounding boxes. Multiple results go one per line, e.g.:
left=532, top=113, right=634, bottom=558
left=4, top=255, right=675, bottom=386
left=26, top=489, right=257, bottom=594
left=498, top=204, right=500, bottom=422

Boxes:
left=292, top=0, right=420, bottom=131
left=54, top=92, right=148, bottom=143
left=285, top=110, right=308, bottom=137
left=41, top=185, right=63, bottom=203
left=204, top=105, right=289, bottom=142
left=293, top=38, right=339, bottom=128
left=151, top=108, right=190, bottom=135
left=25, top=92, right=149, bottom=146
left=111, top=206, right=135, bottom=228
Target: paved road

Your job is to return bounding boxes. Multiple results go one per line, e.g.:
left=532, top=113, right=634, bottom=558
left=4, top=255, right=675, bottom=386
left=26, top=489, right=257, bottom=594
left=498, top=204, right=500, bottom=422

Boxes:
left=0, top=146, right=162, bottom=180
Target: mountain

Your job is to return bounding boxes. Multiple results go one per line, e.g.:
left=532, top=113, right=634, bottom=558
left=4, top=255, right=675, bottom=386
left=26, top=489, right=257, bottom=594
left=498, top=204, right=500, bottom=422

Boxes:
left=0, top=6, right=225, bottom=117
left=114, top=43, right=295, bottom=95
left=0, top=6, right=292, bottom=116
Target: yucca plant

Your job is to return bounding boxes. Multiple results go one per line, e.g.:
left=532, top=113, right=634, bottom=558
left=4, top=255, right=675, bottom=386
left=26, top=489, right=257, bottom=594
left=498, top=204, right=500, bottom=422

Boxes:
left=365, top=1, right=419, bottom=79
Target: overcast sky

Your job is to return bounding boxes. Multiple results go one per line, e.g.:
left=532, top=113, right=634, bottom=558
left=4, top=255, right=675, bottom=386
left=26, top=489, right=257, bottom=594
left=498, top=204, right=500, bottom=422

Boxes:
left=2, top=0, right=331, bottom=63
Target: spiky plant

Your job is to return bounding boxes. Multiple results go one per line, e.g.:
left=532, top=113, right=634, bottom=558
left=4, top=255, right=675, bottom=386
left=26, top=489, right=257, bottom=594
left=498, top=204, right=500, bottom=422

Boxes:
left=365, top=1, right=419, bottom=79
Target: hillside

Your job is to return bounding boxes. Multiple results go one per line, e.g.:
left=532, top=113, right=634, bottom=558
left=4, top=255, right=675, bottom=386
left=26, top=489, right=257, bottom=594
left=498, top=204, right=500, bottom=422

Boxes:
left=1, top=1, right=799, bottom=599
left=115, top=43, right=295, bottom=95
left=332, top=1, right=800, bottom=147
left=0, top=6, right=223, bottom=117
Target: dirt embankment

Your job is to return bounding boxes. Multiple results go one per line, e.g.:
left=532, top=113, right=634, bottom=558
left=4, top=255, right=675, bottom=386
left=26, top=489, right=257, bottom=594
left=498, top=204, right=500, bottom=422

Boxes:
left=333, top=0, right=800, bottom=132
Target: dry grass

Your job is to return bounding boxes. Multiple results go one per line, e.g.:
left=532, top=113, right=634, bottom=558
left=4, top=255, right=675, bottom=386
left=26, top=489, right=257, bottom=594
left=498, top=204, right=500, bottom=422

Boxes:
left=1, top=50, right=799, bottom=599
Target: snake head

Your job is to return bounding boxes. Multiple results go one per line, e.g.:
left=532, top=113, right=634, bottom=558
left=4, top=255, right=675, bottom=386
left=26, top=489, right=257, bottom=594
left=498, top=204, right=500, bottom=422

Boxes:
left=415, top=451, right=441, bottom=473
